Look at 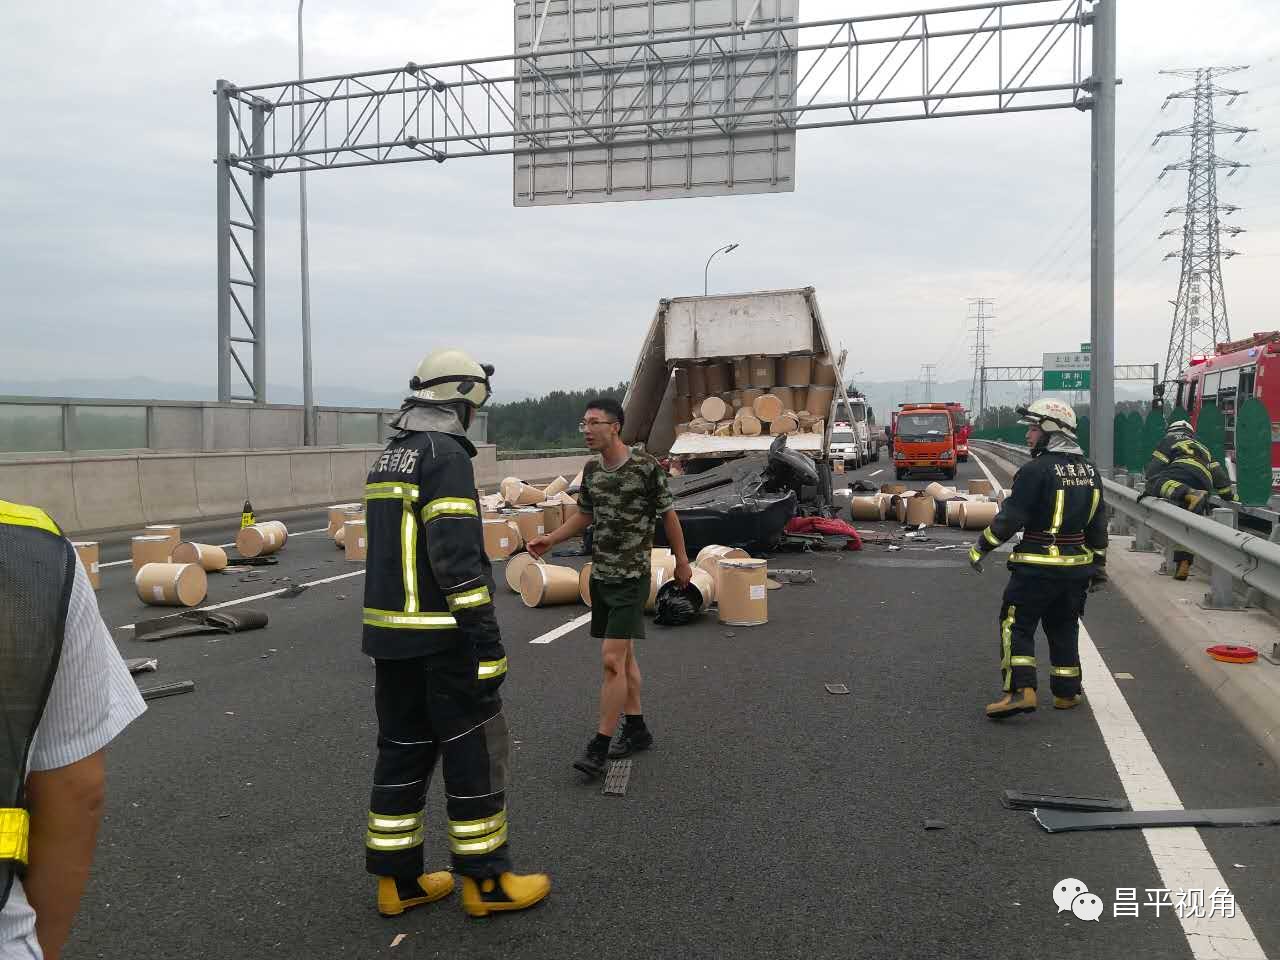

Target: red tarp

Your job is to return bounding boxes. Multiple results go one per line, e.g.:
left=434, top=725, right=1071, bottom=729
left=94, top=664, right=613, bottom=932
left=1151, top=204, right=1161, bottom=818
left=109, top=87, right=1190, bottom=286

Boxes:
left=784, top=516, right=863, bottom=550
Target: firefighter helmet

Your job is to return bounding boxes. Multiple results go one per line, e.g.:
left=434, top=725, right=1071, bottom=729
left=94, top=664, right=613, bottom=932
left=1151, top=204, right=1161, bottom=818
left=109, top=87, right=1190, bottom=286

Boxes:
left=1166, top=419, right=1193, bottom=434
left=408, top=350, right=494, bottom=408
left=1016, top=398, right=1077, bottom=437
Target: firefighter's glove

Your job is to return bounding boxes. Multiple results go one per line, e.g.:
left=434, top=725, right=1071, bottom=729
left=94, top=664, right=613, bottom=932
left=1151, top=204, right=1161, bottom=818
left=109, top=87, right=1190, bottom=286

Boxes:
left=968, top=545, right=985, bottom=574
left=1089, top=570, right=1108, bottom=594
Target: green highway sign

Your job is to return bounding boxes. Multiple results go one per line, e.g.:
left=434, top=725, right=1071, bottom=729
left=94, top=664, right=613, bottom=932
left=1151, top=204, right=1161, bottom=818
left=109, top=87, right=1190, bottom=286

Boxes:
left=1043, top=370, right=1091, bottom=390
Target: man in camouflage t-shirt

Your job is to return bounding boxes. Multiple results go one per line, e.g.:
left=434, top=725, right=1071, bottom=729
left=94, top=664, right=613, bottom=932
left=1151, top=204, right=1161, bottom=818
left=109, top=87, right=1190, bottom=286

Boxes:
left=527, top=397, right=691, bottom=778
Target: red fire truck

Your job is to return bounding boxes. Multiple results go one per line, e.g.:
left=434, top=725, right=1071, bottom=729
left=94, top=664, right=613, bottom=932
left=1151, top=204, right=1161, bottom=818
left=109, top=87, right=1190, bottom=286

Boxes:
left=943, top=402, right=971, bottom=462
left=1171, top=330, right=1279, bottom=488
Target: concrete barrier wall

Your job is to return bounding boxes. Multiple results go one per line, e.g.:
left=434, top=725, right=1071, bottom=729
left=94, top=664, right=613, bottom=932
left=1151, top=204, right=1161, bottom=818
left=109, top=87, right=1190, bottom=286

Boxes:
left=0, top=443, right=515, bottom=536
left=482, top=455, right=591, bottom=489
left=0, top=460, right=80, bottom=531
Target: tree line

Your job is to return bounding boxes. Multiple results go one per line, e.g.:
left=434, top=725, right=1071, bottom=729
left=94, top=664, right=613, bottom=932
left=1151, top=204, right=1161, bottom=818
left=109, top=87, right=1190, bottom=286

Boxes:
left=487, top=383, right=628, bottom=450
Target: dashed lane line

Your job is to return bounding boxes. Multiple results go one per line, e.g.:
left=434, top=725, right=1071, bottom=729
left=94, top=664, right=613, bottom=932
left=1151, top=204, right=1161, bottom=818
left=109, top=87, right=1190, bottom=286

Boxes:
left=118, top=569, right=365, bottom=631
left=99, top=526, right=333, bottom=569
left=1078, top=622, right=1265, bottom=959
left=530, top=612, right=593, bottom=645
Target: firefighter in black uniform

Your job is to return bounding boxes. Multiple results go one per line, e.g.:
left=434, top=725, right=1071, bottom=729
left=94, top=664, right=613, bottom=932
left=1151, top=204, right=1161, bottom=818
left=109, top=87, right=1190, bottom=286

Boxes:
left=361, top=349, right=550, bottom=919
left=1142, top=419, right=1236, bottom=581
left=968, top=398, right=1108, bottom=719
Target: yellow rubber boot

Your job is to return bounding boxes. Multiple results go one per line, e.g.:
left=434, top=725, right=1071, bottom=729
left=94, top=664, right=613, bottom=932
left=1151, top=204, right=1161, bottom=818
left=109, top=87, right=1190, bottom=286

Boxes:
left=1183, top=490, right=1207, bottom=513
left=1054, top=693, right=1085, bottom=710
left=1173, top=558, right=1192, bottom=581
left=985, top=687, right=1037, bottom=720
left=461, top=872, right=552, bottom=918
left=377, top=872, right=455, bottom=917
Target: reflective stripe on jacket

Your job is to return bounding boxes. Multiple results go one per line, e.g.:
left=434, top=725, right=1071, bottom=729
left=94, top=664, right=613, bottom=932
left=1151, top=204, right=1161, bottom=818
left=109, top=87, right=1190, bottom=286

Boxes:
left=970, top=451, right=1108, bottom=575
left=361, top=432, right=501, bottom=660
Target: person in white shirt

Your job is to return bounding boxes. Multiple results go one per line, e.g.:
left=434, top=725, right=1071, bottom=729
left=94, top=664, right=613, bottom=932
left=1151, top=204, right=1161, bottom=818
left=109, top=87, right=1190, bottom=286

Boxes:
left=0, top=508, right=146, bottom=960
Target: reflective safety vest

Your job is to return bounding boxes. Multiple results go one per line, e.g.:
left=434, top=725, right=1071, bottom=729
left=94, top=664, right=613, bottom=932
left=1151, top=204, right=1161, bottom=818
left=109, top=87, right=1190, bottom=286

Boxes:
left=970, top=448, right=1109, bottom=576
left=0, top=500, right=74, bottom=910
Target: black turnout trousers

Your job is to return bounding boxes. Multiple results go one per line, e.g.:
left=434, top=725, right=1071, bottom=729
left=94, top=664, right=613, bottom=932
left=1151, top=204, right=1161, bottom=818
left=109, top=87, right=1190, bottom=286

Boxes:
left=997, top=568, right=1087, bottom=697
left=366, top=652, right=512, bottom=880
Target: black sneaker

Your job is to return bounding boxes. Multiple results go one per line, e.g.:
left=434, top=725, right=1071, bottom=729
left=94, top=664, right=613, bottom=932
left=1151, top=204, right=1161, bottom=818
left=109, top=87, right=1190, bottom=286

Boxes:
left=608, top=727, right=654, bottom=759
left=572, top=741, right=608, bottom=778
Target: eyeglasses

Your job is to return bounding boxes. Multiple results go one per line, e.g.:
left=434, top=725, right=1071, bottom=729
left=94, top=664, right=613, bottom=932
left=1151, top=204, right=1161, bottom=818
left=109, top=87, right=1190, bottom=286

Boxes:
left=578, top=419, right=617, bottom=432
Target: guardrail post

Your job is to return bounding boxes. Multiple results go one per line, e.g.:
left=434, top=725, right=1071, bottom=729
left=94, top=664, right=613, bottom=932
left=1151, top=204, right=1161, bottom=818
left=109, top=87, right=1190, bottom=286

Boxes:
left=1201, top=508, right=1246, bottom=611
left=1112, top=472, right=1131, bottom=536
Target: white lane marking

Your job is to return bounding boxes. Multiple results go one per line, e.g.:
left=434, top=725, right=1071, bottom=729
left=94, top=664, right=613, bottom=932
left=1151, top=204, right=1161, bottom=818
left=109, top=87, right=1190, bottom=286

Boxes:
left=1078, top=622, right=1265, bottom=959
left=119, top=569, right=365, bottom=630
left=967, top=449, right=1004, bottom=492
left=98, top=526, right=332, bottom=569
left=530, top=612, right=592, bottom=645
left=868, top=469, right=883, bottom=478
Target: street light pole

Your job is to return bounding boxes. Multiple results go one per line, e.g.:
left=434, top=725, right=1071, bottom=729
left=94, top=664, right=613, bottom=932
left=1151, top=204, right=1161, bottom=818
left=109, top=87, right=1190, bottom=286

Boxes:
left=298, top=0, right=316, bottom=445
left=703, top=243, right=739, bottom=296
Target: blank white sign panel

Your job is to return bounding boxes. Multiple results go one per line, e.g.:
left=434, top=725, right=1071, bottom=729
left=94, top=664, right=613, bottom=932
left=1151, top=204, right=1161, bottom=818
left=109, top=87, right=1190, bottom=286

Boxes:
left=513, top=0, right=799, bottom=206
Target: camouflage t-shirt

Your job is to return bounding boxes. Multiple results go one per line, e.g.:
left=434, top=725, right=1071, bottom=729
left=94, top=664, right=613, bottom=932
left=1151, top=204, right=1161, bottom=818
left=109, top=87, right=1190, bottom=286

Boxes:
left=577, top=447, right=674, bottom=581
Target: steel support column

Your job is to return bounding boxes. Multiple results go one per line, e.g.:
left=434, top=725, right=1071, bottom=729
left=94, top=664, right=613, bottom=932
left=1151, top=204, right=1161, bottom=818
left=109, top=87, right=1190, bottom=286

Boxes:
left=251, top=100, right=268, bottom=404
left=216, top=80, right=232, bottom=403
left=1088, top=0, right=1116, bottom=471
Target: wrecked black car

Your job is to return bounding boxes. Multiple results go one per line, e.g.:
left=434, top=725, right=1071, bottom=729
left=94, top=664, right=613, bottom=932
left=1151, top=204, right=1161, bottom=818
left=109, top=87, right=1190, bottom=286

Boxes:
left=654, top=436, right=835, bottom=554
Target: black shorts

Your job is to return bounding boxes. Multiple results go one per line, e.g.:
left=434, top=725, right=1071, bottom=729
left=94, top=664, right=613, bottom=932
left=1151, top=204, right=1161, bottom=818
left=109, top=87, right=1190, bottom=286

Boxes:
left=589, top=575, right=648, bottom=640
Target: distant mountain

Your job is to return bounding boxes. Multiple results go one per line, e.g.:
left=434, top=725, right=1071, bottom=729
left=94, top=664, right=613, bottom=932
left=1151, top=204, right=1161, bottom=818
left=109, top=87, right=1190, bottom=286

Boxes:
left=850, top=379, right=1153, bottom=421
left=0, top=377, right=535, bottom=409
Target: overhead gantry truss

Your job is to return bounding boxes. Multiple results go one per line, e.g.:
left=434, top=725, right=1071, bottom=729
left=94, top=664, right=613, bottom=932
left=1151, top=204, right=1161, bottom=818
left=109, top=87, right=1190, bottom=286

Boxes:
left=217, top=0, right=1090, bottom=403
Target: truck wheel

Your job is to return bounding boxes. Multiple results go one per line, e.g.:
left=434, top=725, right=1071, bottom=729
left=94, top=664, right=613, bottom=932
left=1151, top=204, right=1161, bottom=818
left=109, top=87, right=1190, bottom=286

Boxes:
left=958, top=454, right=969, bottom=463
left=895, top=468, right=906, bottom=481
left=943, top=468, right=957, bottom=480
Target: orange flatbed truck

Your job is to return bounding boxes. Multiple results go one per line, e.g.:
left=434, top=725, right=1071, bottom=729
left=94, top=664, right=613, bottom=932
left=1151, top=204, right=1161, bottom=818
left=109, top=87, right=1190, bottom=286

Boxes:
left=892, top=402, right=958, bottom=480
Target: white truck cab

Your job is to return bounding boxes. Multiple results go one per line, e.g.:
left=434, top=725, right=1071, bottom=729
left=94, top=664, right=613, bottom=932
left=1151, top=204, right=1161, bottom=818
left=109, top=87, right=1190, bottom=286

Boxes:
left=829, top=421, right=860, bottom=466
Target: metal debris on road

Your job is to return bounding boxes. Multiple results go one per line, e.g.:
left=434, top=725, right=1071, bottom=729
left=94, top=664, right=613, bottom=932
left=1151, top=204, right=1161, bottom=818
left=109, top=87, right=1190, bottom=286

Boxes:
left=140, top=680, right=195, bottom=702
left=1034, top=805, right=1280, bottom=833
left=275, top=584, right=310, bottom=599
left=769, top=569, right=816, bottom=584
left=824, top=683, right=850, bottom=695
left=923, top=820, right=948, bottom=831
left=390, top=934, right=407, bottom=948
left=1002, top=790, right=1129, bottom=813
left=126, top=658, right=158, bottom=674
left=603, top=759, right=632, bottom=797
left=135, top=610, right=268, bottom=642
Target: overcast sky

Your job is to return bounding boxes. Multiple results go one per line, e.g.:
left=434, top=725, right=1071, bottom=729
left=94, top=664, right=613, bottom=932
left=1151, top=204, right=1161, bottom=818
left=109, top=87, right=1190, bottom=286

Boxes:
left=2, top=1, right=1278, bottom=403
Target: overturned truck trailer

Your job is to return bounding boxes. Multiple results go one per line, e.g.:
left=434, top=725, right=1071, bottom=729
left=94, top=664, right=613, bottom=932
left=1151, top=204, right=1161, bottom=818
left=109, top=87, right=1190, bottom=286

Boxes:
left=622, top=288, right=854, bottom=553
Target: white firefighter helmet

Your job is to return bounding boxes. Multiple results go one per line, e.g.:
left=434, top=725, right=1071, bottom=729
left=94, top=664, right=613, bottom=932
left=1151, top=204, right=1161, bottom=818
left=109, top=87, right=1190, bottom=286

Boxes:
left=1017, top=397, right=1077, bottom=437
left=1166, top=419, right=1193, bottom=434
left=409, top=349, right=493, bottom=408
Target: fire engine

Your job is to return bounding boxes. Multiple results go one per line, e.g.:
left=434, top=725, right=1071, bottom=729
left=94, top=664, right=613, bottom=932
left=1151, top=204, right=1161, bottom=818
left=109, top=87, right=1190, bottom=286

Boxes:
left=1172, top=330, right=1280, bottom=488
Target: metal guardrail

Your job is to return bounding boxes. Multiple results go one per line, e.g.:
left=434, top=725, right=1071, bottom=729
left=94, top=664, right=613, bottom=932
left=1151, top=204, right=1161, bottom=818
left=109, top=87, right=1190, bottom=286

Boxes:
left=972, top=439, right=1280, bottom=610
left=0, top=396, right=490, bottom=455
